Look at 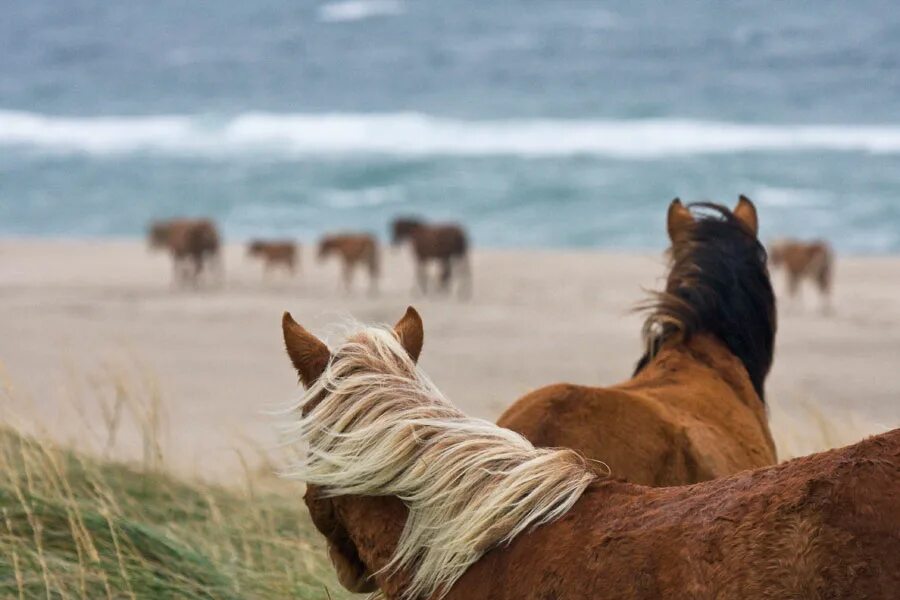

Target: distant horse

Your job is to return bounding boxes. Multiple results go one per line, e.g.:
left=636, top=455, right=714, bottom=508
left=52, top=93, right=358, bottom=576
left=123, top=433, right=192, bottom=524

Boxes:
left=148, top=218, right=222, bottom=286
left=318, top=233, right=379, bottom=294
left=497, top=197, right=777, bottom=486
left=280, top=308, right=899, bottom=599
left=247, top=239, right=299, bottom=278
left=769, top=239, right=834, bottom=313
left=391, top=218, right=471, bottom=297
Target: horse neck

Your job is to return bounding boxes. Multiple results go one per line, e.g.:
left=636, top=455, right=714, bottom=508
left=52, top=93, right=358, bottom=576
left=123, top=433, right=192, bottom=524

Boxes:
left=639, top=333, right=768, bottom=425
left=332, top=494, right=411, bottom=597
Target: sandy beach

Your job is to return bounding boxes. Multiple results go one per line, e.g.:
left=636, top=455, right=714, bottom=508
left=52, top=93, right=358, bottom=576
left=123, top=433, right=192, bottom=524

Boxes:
left=1, top=239, right=897, bottom=480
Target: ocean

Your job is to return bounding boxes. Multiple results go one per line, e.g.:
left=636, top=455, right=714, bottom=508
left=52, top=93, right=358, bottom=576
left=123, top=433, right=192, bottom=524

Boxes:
left=2, top=0, right=900, bottom=252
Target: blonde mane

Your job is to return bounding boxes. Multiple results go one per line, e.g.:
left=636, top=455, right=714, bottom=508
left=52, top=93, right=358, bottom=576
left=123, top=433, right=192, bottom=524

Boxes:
left=281, top=325, right=597, bottom=599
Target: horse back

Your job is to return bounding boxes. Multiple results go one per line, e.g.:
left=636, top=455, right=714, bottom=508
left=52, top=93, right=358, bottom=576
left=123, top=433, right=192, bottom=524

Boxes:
left=497, top=383, right=714, bottom=486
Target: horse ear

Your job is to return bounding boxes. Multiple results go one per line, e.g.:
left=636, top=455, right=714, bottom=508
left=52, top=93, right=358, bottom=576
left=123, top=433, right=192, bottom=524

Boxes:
left=394, top=306, right=424, bottom=363
left=667, top=198, right=694, bottom=243
left=734, top=195, right=759, bottom=236
left=282, top=312, right=330, bottom=388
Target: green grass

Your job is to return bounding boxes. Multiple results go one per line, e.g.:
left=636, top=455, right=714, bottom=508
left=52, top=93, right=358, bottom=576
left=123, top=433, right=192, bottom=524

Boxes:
left=0, top=426, right=350, bottom=600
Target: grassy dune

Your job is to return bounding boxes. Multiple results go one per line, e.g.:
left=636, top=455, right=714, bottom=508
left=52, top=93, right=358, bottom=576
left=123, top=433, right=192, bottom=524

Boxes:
left=0, top=426, right=348, bottom=600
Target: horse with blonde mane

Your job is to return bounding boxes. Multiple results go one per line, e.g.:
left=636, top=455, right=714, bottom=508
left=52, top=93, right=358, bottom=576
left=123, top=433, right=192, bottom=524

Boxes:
left=498, top=197, right=777, bottom=486
left=280, top=307, right=899, bottom=599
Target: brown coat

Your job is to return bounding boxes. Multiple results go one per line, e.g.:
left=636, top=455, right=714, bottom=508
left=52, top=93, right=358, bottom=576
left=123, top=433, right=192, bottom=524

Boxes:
left=499, top=334, right=776, bottom=486
left=318, top=233, right=379, bottom=293
left=247, top=239, right=298, bottom=273
left=148, top=218, right=221, bottom=285
left=321, top=428, right=899, bottom=599
left=499, top=198, right=777, bottom=486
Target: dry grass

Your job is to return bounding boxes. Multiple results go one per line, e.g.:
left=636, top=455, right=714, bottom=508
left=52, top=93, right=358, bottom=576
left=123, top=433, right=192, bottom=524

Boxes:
left=0, top=361, right=350, bottom=600
left=0, top=424, right=351, bottom=600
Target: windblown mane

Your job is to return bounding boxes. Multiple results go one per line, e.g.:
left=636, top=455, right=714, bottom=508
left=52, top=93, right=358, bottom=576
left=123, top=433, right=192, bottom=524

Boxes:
left=282, top=326, right=596, bottom=600
left=634, top=203, right=776, bottom=401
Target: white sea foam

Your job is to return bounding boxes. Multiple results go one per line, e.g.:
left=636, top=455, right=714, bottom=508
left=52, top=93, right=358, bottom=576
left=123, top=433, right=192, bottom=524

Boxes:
left=4, top=109, right=900, bottom=159
left=317, top=0, right=403, bottom=23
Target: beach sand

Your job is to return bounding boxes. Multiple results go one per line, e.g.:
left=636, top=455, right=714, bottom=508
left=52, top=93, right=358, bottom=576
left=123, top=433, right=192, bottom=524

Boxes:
left=1, top=239, right=897, bottom=480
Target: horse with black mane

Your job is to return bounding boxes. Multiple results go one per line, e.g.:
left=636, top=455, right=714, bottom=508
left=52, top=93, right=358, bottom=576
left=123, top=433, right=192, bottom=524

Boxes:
left=498, top=197, right=777, bottom=486
left=391, top=218, right=471, bottom=298
left=279, top=307, right=898, bottom=599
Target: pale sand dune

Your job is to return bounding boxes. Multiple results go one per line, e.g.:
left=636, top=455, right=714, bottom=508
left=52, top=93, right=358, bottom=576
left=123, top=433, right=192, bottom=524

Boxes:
left=0, top=239, right=897, bottom=480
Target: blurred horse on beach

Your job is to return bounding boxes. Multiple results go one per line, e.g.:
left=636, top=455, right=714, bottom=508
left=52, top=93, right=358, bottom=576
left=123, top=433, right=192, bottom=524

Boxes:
left=769, top=239, right=834, bottom=314
left=392, top=217, right=471, bottom=298
left=318, top=233, right=379, bottom=295
left=148, top=218, right=222, bottom=286
left=247, top=239, right=299, bottom=278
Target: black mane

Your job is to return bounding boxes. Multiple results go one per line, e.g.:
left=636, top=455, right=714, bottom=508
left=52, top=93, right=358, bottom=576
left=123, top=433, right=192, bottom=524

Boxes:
left=634, top=203, right=777, bottom=402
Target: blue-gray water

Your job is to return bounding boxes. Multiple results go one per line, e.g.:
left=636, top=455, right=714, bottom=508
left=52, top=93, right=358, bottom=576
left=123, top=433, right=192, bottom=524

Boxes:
left=3, top=1, right=900, bottom=251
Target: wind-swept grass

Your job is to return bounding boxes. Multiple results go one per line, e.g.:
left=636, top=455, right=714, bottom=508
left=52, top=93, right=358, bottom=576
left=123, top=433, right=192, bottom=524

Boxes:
left=0, top=426, right=349, bottom=599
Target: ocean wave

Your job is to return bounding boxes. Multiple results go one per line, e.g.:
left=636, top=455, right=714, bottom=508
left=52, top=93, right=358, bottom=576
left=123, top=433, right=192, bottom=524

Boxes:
left=317, top=0, right=403, bottom=23
left=4, top=109, right=900, bottom=159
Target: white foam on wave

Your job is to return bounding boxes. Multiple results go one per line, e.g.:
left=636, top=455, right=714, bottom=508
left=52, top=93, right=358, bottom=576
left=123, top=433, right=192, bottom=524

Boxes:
left=317, top=0, right=403, bottom=23
left=4, top=109, right=900, bottom=159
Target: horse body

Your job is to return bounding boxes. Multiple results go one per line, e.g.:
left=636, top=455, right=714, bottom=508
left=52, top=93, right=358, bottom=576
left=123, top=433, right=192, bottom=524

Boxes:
left=148, top=218, right=222, bottom=286
left=499, top=197, right=777, bottom=486
left=391, top=218, right=471, bottom=297
left=280, top=309, right=899, bottom=600
left=247, top=239, right=298, bottom=275
left=318, top=233, right=379, bottom=294
left=322, top=430, right=899, bottom=600
left=500, top=334, right=775, bottom=486
left=769, top=239, right=834, bottom=312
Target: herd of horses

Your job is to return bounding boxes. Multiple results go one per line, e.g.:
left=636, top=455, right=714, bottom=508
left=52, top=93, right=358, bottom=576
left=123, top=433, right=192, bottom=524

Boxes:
left=279, top=197, right=897, bottom=599
left=147, top=217, right=471, bottom=296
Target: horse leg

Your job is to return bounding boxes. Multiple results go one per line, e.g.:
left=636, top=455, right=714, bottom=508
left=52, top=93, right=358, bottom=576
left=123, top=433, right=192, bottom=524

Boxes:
left=368, top=261, right=378, bottom=297
left=455, top=255, right=472, bottom=300
left=438, top=258, right=452, bottom=294
left=415, top=261, right=428, bottom=296
left=342, top=261, right=353, bottom=295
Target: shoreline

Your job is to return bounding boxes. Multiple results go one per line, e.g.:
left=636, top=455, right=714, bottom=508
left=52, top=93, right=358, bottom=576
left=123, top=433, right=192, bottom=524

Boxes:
left=1, top=239, right=896, bottom=481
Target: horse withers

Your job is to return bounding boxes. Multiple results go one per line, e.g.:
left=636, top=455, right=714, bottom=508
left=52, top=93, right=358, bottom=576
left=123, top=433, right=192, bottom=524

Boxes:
left=391, top=218, right=471, bottom=298
left=147, top=218, right=222, bottom=287
left=279, top=307, right=899, bottom=599
left=498, top=197, right=778, bottom=486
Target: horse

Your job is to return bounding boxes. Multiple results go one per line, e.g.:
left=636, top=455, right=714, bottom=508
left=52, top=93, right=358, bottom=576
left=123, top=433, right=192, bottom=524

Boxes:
left=247, top=239, right=299, bottom=278
left=147, top=218, right=222, bottom=286
left=391, top=218, right=471, bottom=297
left=769, top=238, right=834, bottom=314
left=497, top=197, right=777, bottom=487
left=280, top=307, right=899, bottom=599
left=318, top=233, right=379, bottom=295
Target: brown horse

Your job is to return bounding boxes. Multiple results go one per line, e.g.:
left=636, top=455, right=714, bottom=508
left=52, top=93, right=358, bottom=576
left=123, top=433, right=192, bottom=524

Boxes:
left=769, top=238, right=834, bottom=314
left=391, top=218, right=471, bottom=297
left=247, top=239, right=298, bottom=277
left=148, top=218, right=222, bottom=286
left=281, top=308, right=899, bottom=599
left=318, top=233, right=379, bottom=294
left=497, top=197, right=777, bottom=487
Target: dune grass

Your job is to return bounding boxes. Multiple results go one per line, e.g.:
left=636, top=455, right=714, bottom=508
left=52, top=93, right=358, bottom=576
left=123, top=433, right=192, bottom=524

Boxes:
left=0, top=425, right=349, bottom=600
